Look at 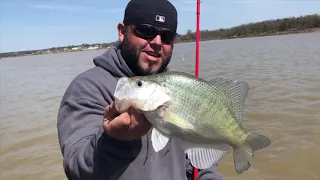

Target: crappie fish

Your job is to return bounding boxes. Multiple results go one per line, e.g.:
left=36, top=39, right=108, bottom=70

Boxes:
left=113, top=71, right=271, bottom=174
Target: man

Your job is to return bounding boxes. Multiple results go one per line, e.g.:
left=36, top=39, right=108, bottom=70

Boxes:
left=57, top=0, right=223, bottom=179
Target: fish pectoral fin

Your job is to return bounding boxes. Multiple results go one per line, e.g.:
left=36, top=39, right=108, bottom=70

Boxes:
left=185, top=144, right=230, bottom=169
left=165, top=111, right=194, bottom=130
left=151, top=128, right=170, bottom=152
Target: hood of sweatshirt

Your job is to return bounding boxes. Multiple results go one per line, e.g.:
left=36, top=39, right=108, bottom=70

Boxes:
left=93, top=45, right=135, bottom=78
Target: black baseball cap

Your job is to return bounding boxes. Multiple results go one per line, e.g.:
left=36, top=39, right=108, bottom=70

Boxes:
left=123, top=0, right=178, bottom=32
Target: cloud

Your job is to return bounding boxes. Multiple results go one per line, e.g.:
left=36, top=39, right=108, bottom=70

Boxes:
left=31, top=4, right=90, bottom=12
left=101, top=8, right=124, bottom=13
left=178, top=0, right=259, bottom=3
left=177, top=0, right=318, bottom=12
left=30, top=4, right=123, bottom=13
left=177, top=0, right=315, bottom=4
left=179, top=6, right=212, bottom=12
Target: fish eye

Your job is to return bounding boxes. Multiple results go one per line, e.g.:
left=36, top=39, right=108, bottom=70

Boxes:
left=136, top=80, right=143, bottom=87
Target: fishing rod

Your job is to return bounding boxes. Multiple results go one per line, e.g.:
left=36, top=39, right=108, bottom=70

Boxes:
left=195, top=0, right=201, bottom=77
left=194, top=0, right=201, bottom=179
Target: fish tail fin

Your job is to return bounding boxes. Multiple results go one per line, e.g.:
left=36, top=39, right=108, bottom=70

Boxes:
left=246, top=132, right=271, bottom=152
left=233, top=132, right=271, bottom=174
left=233, top=146, right=250, bottom=174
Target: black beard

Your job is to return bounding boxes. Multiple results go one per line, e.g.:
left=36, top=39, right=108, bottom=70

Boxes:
left=120, top=35, right=171, bottom=76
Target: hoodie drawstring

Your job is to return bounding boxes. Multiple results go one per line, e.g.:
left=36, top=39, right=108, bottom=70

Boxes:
left=143, top=133, right=149, bottom=165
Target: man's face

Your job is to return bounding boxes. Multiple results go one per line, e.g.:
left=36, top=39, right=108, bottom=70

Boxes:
left=118, top=23, right=176, bottom=76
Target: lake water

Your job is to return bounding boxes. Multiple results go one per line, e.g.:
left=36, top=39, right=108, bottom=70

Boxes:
left=1, top=32, right=320, bottom=180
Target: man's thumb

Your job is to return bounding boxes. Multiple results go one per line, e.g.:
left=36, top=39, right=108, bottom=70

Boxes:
left=104, top=113, right=131, bottom=133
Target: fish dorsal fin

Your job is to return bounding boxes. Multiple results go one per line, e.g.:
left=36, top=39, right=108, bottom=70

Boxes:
left=208, top=78, right=249, bottom=122
left=151, top=128, right=170, bottom=152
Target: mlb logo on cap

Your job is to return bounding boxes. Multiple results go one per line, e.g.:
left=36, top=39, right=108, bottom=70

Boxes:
left=155, top=15, right=165, bottom=23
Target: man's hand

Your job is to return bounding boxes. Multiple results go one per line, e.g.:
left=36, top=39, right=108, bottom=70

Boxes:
left=103, top=102, right=151, bottom=141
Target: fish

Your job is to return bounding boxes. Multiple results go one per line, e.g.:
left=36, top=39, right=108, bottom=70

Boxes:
left=113, top=71, right=271, bottom=174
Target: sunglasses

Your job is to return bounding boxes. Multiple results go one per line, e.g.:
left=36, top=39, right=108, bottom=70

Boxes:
left=132, top=24, right=176, bottom=44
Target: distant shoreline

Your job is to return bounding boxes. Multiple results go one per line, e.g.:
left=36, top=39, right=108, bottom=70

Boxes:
left=175, top=27, right=320, bottom=43
left=1, top=29, right=318, bottom=59
left=1, top=14, right=319, bottom=59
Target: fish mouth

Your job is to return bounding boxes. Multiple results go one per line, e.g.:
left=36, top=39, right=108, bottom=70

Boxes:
left=114, top=77, right=130, bottom=96
left=114, top=77, right=133, bottom=113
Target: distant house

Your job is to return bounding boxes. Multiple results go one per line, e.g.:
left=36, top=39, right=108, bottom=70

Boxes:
left=87, top=46, right=99, bottom=50
left=71, top=47, right=81, bottom=50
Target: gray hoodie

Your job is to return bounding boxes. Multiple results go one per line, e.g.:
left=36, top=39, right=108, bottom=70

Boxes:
left=57, top=45, right=223, bottom=180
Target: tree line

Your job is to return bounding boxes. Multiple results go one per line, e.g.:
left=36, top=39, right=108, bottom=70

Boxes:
left=0, top=41, right=119, bottom=58
left=175, top=13, right=320, bottom=42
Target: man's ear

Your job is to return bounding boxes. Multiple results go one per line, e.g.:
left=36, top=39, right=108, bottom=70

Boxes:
left=117, top=23, right=125, bottom=42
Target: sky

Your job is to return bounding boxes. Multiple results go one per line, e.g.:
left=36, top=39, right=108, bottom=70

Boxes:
left=0, top=0, right=319, bottom=53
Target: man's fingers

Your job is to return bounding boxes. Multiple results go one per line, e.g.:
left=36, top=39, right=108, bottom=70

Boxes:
left=129, top=108, right=151, bottom=137
left=131, top=108, right=151, bottom=127
left=103, top=105, right=152, bottom=141
left=104, top=102, right=119, bottom=120
left=104, top=112, right=131, bottom=133
left=130, top=108, right=145, bottom=122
